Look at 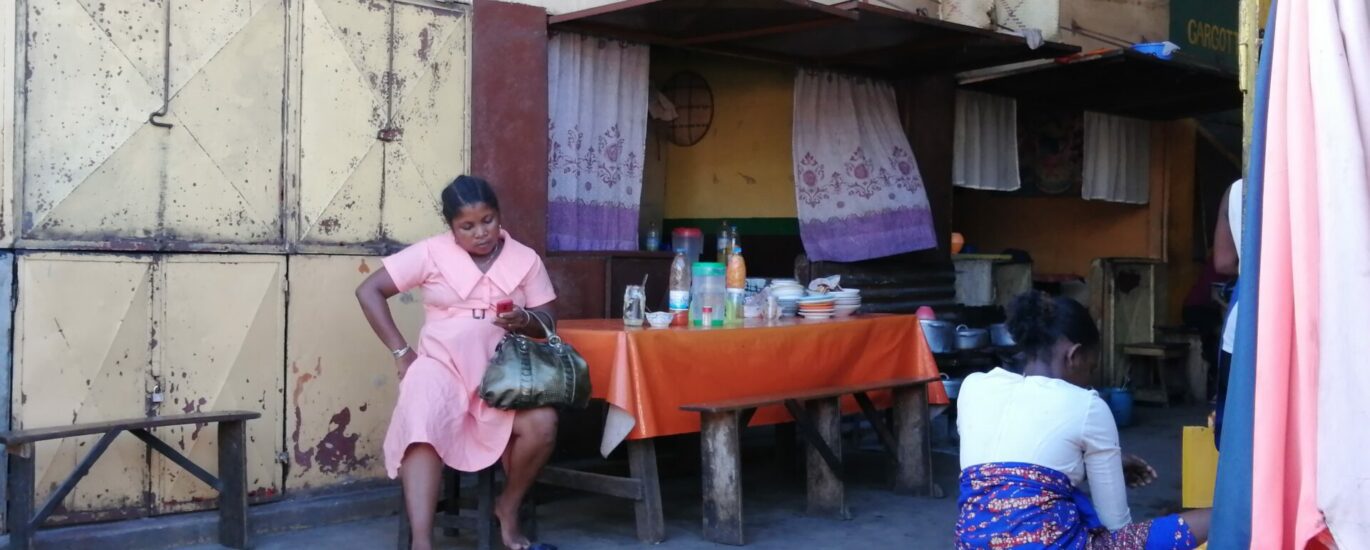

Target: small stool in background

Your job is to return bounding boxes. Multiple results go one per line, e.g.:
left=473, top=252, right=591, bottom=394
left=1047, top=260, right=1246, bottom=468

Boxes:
left=1121, top=342, right=1190, bottom=407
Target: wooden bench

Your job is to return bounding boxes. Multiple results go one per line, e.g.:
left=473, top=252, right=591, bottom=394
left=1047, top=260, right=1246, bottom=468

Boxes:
left=0, top=411, right=260, bottom=550
left=680, top=377, right=939, bottom=546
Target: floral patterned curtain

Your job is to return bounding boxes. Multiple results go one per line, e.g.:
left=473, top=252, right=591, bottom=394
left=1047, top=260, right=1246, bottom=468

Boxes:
left=792, top=70, right=937, bottom=262
left=546, top=33, right=649, bottom=251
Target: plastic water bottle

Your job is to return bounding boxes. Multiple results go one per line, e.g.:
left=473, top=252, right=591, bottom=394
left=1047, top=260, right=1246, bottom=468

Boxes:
left=669, top=249, right=691, bottom=315
left=645, top=222, right=660, bottom=251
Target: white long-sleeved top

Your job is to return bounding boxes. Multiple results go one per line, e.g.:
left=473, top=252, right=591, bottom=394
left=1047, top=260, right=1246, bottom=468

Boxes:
left=957, top=368, right=1132, bottom=530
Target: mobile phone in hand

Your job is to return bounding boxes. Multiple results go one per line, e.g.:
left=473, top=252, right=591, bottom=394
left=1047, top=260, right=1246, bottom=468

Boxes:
left=496, top=299, right=515, bottom=315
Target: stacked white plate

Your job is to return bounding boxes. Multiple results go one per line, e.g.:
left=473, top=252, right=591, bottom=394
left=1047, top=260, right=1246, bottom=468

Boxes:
left=769, top=281, right=805, bottom=317
left=832, top=288, right=862, bottom=317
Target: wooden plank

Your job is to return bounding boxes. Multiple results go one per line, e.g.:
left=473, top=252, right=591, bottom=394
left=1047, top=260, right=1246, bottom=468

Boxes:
left=217, top=421, right=249, bottom=549
left=803, top=398, right=847, bottom=519
left=681, top=377, right=937, bottom=413
left=627, top=439, right=665, bottom=543
left=129, top=429, right=221, bottom=491
left=537, top=467, right=643, bottom=500
left=892, top=386, right=933, bottom=496
left=0, top=411, right=260, bottom=445
left=700, top=411, right=744, bottom=546
left=31, top=431, right=120, bottom=529
left=7, top=449, right=34, bottom=550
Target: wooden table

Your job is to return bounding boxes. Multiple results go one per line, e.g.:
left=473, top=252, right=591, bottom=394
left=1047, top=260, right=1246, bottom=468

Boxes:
left=537, top=315, right=947, bottom=543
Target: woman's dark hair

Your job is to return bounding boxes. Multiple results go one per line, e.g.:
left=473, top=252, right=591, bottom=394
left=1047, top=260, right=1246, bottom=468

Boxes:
left=441, top=175, right=501, bottom=223
left=1007, top=291, right=1100, bottom=359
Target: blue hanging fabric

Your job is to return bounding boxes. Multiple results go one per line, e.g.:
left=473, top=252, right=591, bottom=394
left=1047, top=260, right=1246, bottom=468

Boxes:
left=1209, top=2, right=1277, bottom=547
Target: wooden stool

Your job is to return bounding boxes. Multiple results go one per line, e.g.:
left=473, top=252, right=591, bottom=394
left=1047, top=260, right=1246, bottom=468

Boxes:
left=1121, top=343, right=1190, bottom=407
left=397, top=465, right=536, bottom=550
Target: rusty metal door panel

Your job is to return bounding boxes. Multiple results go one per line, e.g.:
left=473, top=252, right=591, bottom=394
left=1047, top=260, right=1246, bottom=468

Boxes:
left=151, top=255, right=285, bottom=513
left=294, top=0, right=391, bottom=247
left=13, top=253, right=155, bottom=523
left=19, top=0, right=285, bottom=249
left=295, top=0, right=466, bottom=251
left=383, top=1, right=469, bottom=245
left=161, top=1, right=287, bottom=245
left=284, top=255, right=424, bottom=490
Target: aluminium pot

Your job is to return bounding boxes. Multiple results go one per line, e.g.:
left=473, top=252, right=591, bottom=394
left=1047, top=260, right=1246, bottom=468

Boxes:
left=956, top=325, right=989, bottom=350
left=920, top=319, right=956, bottom=354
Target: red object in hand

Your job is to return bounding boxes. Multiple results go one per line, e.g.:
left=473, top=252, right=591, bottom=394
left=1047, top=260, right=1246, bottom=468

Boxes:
left=496, top=299, right=514, bottom=314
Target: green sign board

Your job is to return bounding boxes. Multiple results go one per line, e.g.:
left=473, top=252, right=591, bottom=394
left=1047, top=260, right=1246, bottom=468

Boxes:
left=1170, top=0, right=1239, bottom=72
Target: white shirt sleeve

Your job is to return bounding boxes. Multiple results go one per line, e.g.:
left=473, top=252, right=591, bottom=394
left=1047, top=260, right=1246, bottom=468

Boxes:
left=1081, top=395, right=1132, bottom=531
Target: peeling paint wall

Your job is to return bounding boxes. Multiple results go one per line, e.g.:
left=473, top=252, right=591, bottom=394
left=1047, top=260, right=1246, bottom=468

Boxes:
left=285, top=255, right=423, bottom=490
left=1058, top=0, right=1170, bottom=51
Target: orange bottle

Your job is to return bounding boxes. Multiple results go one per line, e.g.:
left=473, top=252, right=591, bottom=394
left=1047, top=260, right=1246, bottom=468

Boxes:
left=726, top=247, right=746, bottom=290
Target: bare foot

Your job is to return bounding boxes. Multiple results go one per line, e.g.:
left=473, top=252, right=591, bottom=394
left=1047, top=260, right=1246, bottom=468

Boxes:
left=494, top=500, right=531, bottom=550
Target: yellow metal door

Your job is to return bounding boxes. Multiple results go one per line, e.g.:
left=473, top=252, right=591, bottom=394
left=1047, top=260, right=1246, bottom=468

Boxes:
left=151, top=255, right=286, bottom=513
left=18, top=0, right=285, bottom=249
left=294, top=0, right=466, bottom=251
left=12, top=254, right=156, bottom=524
left=285, top=255, right=424, bottom=490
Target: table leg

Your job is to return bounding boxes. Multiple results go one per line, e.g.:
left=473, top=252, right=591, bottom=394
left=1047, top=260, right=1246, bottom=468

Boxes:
left=627, top=439, right=665, bottom=543
left=700, top=411, right=744, bottom=546
left=8, top=445, right=34, bottom=550
left=218, top=420, right=249, bottom=549
left=803, top=398, right=848, bottom=519
left=893, top=385, right=934, bottom=496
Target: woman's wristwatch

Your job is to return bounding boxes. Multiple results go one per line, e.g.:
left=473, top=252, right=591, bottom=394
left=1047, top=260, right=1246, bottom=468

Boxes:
left=390, top=346, right=411, bottom=358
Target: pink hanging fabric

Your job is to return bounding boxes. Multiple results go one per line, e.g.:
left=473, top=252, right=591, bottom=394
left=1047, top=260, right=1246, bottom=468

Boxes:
left=1312, top=0, right=1370, bottom=546
left=1249, top=0, right=1326, bottom=546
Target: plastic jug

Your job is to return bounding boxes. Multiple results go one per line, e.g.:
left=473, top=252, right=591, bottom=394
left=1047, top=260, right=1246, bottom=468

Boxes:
left=671, top=227, right=703, bottom=264
left=689, top=262, right=726, bottom=327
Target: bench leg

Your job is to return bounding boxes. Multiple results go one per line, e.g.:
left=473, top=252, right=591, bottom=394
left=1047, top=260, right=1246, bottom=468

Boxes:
left=893, top=385, right=934, bottom=496
left=440, top=467, right=461, bottom=538
left=8, top=446, right=35, bottom=550
left=804, top=398, right=848, bottom=519
left=700, top=411, right=744, bottom=546
left=218, top=420, right=249, bottom=549
left=627, top=439, right=666, bottom=543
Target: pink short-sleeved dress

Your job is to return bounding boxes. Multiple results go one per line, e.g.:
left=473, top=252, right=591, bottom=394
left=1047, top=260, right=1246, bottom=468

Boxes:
left=381, top=230, right=557, bottom=477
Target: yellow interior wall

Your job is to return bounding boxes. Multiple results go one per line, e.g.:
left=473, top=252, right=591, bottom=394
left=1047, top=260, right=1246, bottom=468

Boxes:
left=653, top=52, right=797, bottom=219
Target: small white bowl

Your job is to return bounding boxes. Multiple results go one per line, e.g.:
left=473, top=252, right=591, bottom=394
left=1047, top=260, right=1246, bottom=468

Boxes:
left=646, top=312, right=673, bottom=328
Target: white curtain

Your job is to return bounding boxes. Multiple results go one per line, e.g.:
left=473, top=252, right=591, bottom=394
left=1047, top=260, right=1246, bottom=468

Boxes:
left=1082, top=112, right=1151, bottom=204
left=792, top=70, right=937, bottom=262
left=547, top=33, right=650, bottom=251
left=953, top=90, right=1021, bottom=191
left=1313, top=0, right=1370, bottom=545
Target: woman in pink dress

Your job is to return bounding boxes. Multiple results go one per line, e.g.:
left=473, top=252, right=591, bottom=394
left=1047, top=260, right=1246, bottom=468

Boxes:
left=356, top=175, right=558, bottom=550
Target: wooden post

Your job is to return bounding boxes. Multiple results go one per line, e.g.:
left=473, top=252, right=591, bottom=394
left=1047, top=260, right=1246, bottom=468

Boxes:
left=700, top=411, right=744, bottom=546
left=396, top=497, right=412, bottom=550
left=893, top=385, right=932, bottom=496
left=806, top=398, right=847, bottom=519
left=217, top=420, right=249, bottom=548
left=7, top=446, right=34, bottom=550
left=477, top=467, right=497, bottom=550
left=627, top=439, right=666, bottom=543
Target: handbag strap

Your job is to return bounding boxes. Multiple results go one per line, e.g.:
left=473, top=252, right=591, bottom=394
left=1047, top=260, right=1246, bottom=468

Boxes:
left=524, top=309, right=563, bottom=345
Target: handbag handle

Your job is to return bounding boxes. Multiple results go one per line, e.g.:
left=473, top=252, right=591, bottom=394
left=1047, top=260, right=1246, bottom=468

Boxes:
left=523, top=309, right=563, bottom=345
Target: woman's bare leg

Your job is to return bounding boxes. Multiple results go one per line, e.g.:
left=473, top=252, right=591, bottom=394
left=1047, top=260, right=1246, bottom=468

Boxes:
left=1180, top=508, right=1212, bottom=544
left=400, top=444, right=444, bottom=550
left=495, top=408, right=558, bottom=550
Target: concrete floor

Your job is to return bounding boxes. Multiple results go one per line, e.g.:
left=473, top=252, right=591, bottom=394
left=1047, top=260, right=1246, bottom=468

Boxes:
left=180, top=405, right=1205, bottom=550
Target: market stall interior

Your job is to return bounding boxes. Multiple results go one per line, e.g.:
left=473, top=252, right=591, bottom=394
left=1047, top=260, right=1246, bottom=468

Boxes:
left=535, top=0, right=1243, bottom=545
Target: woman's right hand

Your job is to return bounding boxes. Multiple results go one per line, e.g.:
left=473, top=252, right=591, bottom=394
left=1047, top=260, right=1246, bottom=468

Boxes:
left=395, top=349, right=418, bottom=379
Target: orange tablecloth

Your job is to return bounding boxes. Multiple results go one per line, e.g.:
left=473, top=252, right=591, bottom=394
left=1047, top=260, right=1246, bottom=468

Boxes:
left=558, top=315, right=948, bottom=454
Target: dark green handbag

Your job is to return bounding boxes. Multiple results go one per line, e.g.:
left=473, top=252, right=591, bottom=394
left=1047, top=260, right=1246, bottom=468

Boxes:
left=479, top=311, right=591, bottom=410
